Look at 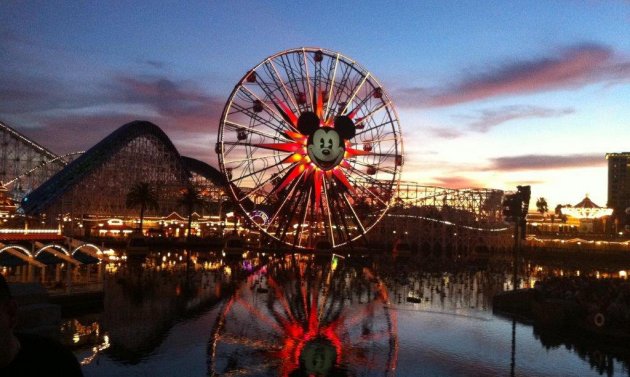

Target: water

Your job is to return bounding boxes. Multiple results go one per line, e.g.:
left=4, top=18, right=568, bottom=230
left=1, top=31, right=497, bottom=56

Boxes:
left=70, top=252, right=630, bottom=376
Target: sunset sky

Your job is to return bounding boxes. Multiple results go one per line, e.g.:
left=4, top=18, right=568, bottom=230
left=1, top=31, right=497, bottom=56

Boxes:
left=1, top=1, right=629, bottom=210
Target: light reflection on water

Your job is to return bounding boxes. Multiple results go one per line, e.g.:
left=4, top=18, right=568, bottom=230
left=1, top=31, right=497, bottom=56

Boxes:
left=73, top=252, right=630, bottom=376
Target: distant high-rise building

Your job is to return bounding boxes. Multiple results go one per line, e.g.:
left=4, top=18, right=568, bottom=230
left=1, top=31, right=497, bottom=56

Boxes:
left=606, top=152, right=630, bottom=230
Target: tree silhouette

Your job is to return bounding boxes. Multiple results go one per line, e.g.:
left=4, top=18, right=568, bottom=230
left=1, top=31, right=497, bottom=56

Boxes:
left=126, top=182, right=159, bottom=235
left=178, top=184, right=207, bottom=240
left=536, top=197, right=548, bottom=217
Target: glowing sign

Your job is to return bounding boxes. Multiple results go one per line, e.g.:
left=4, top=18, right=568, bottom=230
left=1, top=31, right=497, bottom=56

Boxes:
left=249, top=210, right=269, bottom=225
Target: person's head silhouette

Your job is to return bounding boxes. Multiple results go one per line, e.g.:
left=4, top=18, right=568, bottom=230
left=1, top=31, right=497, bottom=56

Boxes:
left=0, top=274, right=19, bottom=368
left=0, top=274, right=84, bottom=376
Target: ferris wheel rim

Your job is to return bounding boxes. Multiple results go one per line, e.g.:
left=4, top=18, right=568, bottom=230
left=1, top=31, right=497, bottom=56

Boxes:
left=216, top=47, right=403, bottom=249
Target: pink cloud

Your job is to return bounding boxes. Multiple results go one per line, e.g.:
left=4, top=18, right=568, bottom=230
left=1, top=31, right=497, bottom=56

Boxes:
left=396, top=43, right=630, bottom=107
left=430, top=176, right=483, bottom=189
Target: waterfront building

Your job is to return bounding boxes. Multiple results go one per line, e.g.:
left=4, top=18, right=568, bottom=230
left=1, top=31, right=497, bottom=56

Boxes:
left=561, top=195, right=613, bottom=233
left=607, top=152, right=630, bottom=230
left=4, top=119, right=512, bottom=251
left=527, top=195, right=612, bottom=235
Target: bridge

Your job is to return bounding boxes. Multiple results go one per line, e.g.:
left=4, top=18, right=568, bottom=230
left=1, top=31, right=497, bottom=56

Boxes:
left=0, top=231, right=112, bottom=287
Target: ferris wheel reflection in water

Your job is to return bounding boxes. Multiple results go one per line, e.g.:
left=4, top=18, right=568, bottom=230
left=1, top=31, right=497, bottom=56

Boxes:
left=208, top=257, right=398, bottom=376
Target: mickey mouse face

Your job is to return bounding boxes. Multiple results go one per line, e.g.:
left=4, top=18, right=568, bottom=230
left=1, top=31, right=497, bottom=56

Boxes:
left=297, top=111, right=356, bottom=171
left=308, top=128, right=345, bottom=169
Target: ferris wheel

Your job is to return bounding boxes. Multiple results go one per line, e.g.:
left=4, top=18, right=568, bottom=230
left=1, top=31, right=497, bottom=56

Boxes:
left=217, top=47, right=403, bottom=249
left=208, top=261, right=398, bottom=376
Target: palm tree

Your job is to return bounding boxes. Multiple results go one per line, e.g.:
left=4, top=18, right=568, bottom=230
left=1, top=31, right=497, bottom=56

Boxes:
left=178, top=184, right=209, bottom=286
left=178, top=184, right=206, bottom=240
left=536, top=197, right=548, bottom=217
left=126, top=182, right=159, bottom=235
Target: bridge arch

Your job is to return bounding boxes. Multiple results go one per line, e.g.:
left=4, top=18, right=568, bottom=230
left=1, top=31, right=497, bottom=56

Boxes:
left=35, top=244, right=70, bottom=257
left=0, top=245, right=33, bottom=258
left=71, top=243, right=102, bottom=256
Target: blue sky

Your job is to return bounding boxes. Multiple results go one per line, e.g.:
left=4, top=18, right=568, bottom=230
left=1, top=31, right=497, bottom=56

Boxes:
left=1, top=1, right=629, bottom=209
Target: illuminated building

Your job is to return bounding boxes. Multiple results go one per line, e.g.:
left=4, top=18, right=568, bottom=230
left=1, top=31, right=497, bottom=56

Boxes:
left=6, top=118, right=511, bottom=249
left=561, top=195, right=613, bottom=233
left=607, top=152, right=630, bottom=230
left=0, top=186, right=17, bottom=221
left=19, top=121, right=229, bottom=237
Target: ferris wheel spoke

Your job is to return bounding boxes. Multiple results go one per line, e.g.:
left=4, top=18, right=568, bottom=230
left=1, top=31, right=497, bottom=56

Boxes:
left=324, top=179, right=351, bottom=244
left=264, top=59, right=300, bottom=113
left=248, top=83, right=299, bottom=131
left=342, top=163, right=386, bottom=187
left=353, top=101, right=389, bottom=127
left=346, top=179, right=389, bottom=208
left=312, top=51, right=322, bottom=115
left=350, top=159, right=395, bottom=177
left=275, top=178, right=309, bottom=245
left=355, top=119, right=396, bottom=138
left=263, top=174, right=303, bottom=234
left=327, top=63, right=354, bottom=120
left=346, top=90, right=377, bottom=120
left=266, top=278, right=298, bottom=324
left=341, top=192, right=367, bottom=235
left=323, top=53, right=340, bottom=122
left=277, top=54, right=306, bottom=114
left=234, top=297, right=284, bottom=334
left=237, top=86, right=297, bottom=134
left=254, top=64, right=298, bottom=115
left=224, top=120, right=290, bottom=143
left=218, top=334, right=277, bottom=350
left=235, top=166, right=292, bottom=203
left=229, top=101, right=293, bottom=136
left=321, top=177, right=336, bottom=247
left=228, top=159, right=287, bottom=185
left=294, top=185, right=312, bottom=248
left=223, top=154, right=278, bottom=165
left=300, top=48, right=315, bottom=113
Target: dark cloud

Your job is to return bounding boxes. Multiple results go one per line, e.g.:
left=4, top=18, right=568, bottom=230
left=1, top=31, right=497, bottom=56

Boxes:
left=0, top=75, right=104, bottom=115
left=426, top=127, right=465, bottom=139
left=467, top=105, right=575, bottom=132
left=111, top=75, right=224, bottom=132
left=19, top=114, right=141, bottom=153
left=395, top=43, right=630, bottom=108
left=489, top=153, right=605, bottom=171
left=145, top=60, right=166, bottom=69
left=1, top=72, right=225, bottom=154
left=423, top=105, right=574, bottom=140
